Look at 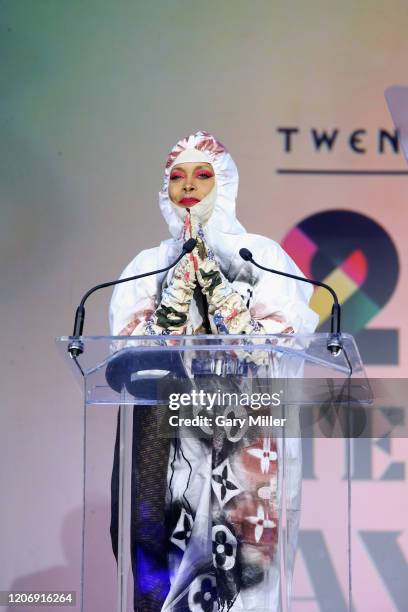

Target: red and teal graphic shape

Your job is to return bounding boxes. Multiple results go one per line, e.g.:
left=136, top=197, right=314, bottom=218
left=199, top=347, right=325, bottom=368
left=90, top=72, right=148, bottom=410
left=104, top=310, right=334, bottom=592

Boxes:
left=282, top=210, right=399, bottom=365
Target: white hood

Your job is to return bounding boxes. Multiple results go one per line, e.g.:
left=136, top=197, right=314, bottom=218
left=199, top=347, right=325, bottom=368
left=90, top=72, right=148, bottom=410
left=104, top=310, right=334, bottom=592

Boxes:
left=159, top=130, right=246, bottom=241
left=109, top=131, right=319, bottom=337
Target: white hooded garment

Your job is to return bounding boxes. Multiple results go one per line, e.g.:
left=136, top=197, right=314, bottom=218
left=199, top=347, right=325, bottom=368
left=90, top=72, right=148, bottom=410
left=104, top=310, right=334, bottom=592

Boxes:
left=109, top=131, right=318, bottom=338
left=109, top=132, right=319, bottom=612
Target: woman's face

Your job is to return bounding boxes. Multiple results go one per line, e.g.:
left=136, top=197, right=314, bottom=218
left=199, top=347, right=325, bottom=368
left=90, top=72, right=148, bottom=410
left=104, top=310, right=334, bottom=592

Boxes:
left=168, top=162, right=215, bottom=208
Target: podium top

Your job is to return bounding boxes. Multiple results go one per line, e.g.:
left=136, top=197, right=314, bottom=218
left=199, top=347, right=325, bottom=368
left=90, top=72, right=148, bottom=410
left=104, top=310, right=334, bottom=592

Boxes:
left=57, top=333, right=365, bottom=405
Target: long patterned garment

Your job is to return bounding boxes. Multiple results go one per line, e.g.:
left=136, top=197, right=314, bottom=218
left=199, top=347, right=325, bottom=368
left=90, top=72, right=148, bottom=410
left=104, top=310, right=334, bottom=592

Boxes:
left=110, top=378, right=284, bottom=612
left=128, top=235, right=283, bottom=610
left=162, top=379, right=282, bottom=612
left=110, top=240, right=296, bottom=610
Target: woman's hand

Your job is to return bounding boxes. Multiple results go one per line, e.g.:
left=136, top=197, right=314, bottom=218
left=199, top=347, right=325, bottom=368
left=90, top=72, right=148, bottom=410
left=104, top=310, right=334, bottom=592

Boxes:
left=193, top=234, right=262, bottom=335
left=191, top=232, right=268, bottom=364
left=142, top=250, right=197, bottom=335
left=194, top=237, right=224, bottom=299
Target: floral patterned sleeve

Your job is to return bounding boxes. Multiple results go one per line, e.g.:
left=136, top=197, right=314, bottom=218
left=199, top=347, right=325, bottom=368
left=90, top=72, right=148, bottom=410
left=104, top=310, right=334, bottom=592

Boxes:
left=136, top=253, right=197, bottom=336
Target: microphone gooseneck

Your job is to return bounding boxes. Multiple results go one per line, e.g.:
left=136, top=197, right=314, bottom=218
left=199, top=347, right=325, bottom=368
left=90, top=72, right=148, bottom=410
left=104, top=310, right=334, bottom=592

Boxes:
left=68, top=238, right=197, bottom=358
left=239, top=247, right=343, bottom=356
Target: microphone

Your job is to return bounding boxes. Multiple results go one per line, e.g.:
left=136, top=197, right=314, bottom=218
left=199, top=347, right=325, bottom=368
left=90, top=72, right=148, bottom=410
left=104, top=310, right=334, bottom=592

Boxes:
left=239, top=247, right=342, bottom=355
left=68, top=238, right=197, bottom=358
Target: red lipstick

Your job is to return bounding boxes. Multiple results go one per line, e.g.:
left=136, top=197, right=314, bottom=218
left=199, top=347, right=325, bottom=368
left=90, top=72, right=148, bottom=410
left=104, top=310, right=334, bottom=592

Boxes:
left=179, top=197, right=200, bottom=206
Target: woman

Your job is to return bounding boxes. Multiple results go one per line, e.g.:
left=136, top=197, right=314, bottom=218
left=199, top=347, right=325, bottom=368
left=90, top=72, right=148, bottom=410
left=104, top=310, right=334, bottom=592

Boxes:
left=110, top=131, right=318, bottom=611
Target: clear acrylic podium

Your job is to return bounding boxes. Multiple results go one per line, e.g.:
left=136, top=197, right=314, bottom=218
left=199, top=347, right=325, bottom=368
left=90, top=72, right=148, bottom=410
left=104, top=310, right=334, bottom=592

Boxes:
left=57, top=333, right=368, bottom=612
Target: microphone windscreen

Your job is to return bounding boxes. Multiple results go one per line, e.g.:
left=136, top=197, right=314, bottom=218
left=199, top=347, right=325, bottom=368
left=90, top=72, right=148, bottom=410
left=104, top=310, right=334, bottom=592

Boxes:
left=183, top=238, right=197, bottom=253
left=239, top=248, right=253, bottom=261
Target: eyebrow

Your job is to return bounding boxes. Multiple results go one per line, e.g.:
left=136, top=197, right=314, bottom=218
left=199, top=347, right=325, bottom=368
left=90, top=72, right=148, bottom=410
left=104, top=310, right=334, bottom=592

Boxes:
left=170, top=164, right=213, bottom=172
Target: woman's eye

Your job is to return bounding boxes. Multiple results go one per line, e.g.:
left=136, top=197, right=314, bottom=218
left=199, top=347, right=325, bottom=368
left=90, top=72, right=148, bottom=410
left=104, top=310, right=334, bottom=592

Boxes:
left=198, top=172, right=213, bottom=179
left=170, top=173, right=183, bottom=181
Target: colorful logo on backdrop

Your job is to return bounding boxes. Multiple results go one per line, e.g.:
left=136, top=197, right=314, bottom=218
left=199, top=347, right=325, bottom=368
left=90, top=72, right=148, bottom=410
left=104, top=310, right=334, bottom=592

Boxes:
left=282, top=210, right=400, bottom=365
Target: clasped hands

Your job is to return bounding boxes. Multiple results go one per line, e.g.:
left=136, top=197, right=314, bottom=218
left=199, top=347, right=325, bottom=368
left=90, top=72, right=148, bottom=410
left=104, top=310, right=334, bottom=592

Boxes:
left=156, top=225, right=231, bottom=331
left=145, top=218, right=266, bottom=351
left=178, top=229, right=223, bottom=298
